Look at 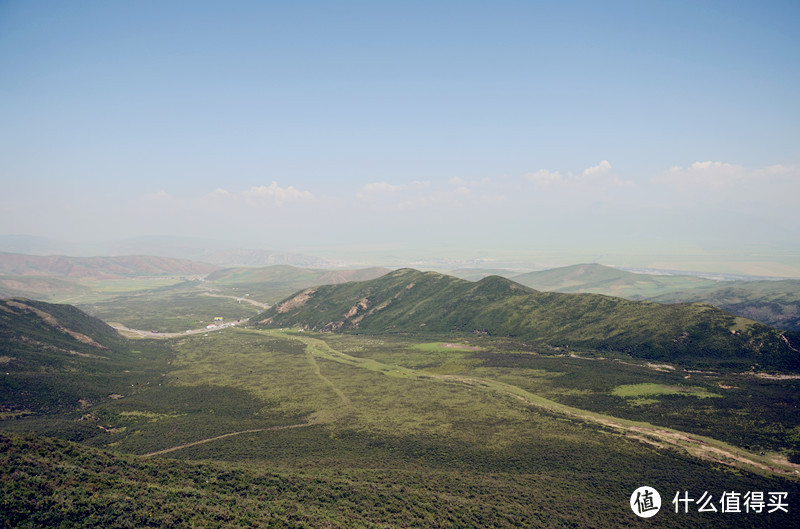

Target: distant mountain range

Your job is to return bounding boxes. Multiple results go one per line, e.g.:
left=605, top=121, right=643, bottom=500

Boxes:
left=206, top=265, right=391, bottom=304
left=0, top=235, right=332, bottom=267
left=0, top=252, right=218, bottom=280
left=509, top=263, right=716, bottom=296
left=258, top=268, right=800, bottom=371
left=506, top=263, right=800, bottom=332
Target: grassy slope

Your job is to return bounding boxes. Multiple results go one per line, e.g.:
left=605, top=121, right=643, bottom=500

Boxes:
left=0, top=298, right=171, bottom=417
left=4, top=430, right=796, bottom=529
left=259, top=269, right=800, bottom=371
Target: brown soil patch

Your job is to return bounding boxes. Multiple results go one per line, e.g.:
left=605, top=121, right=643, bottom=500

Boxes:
left=754, top=373, right=800, bottom=380
left=276, top=288, right=317, bottom=314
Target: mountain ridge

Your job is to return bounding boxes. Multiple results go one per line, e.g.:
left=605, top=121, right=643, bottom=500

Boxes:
left=511, top=263, right=800, bottom=331
left=258, top=268, right=800, bottom=371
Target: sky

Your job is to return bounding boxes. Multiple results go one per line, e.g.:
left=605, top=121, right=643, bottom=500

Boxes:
left=1, top=1, right=799, bottom=274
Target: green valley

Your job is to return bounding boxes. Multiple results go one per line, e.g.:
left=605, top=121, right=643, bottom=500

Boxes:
left=3, top=269, right=800, bottom=527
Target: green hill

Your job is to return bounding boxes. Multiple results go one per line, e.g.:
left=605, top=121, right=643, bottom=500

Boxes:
left=0, top=275, right=93, bottom=300
left=649, top=280, right=800, bottom=332
left=0, top=298, right=169, bottom=416
left=205, top=264, right=391, bottom=304
left=258, top=269, right=800, bottom=370
left=447, top=268, right=520, bottom=281
left=511, top=264, right=800, bottom=332
left=511, top=263, right=715, bottom=297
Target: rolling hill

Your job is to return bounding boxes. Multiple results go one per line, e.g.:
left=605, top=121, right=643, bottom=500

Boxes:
left=0, top=298, right=169, bottom=416
left=648, top=280, right=800, bottom=332
left=258, top=268, right=800, bottom=370
left=511, top=263, right=800, bottom=332
left=0, top=275, right=92, bottom=300
left=446, top=268, right=521, bottom=281
left=0, top=252, right=218, bottom=279
left=510, top=263, right=716, bottom=297
left=205, top=264, right=391, bottom=304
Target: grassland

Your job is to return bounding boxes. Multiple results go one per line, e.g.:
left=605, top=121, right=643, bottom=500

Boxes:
left=204, top=264, right=390, bottom=305
left=77, top=283, right=259, bottom=333
left=3, top=298, right=800, bottom=527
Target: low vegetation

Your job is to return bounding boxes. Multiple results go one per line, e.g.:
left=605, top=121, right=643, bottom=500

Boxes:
left=78, top=283, right=258, bottom=333
left=510, top=263, right=800, bottom=332
left=3, top=288, right=800, bottom=527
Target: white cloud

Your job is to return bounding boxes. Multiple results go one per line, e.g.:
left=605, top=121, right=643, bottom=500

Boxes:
left=656, top=161, right=749, bottom=190
left=240, top=182, right=314, bottom=205
left=356, top=180, right=430, bottom=200
left=207, top=187, right=232, bottom=199
left=751, top=164, right=798, bottom=179
left=524, top=169, right=563, bottom=186
left=201, top=183, right=314, bottom=207
left=582, top=160, right=612, bottom=179
left=448, top=177, right=466, bottom=186
left=146, top=182, right=314, bottom=211
left=524, top=160, right=630, bottom=190
left=651, top=161, right=800, bottom=213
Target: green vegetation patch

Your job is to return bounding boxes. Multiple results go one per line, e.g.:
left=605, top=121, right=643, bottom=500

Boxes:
left=612, top=383, right=721, bottom=399
left=80, top=287, right=258, bottom=333
left=115, top=410, right=185, bottom=422
left=411, top=341, right=482, bottom=352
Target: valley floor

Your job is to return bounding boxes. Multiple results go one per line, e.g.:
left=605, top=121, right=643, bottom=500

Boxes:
left=3, top=326, right=800, bottom=527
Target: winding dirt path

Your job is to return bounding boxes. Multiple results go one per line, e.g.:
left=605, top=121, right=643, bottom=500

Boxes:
left=305, top=349, right=351, bottom=406
left=202, top=291, right=271, bottom=310
left=275, top=330, right=800, bottom=479
left=110, top=319, right=247, bottom=339
left=109, top=291, right=270, bottom=339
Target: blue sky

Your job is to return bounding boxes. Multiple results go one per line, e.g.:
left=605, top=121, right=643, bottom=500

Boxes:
left=1, top=1, right=799, bottom=273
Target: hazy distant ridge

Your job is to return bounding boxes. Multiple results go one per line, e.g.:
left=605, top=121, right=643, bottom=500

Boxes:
left=511, top=263, right=800, bottom=332
left=0, top=252, right=218, bottom=279
left=206, top=265, right=391, bottom=304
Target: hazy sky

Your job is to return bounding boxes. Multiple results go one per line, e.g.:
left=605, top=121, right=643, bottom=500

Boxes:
left=1, top=1, right=799, bottom=272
